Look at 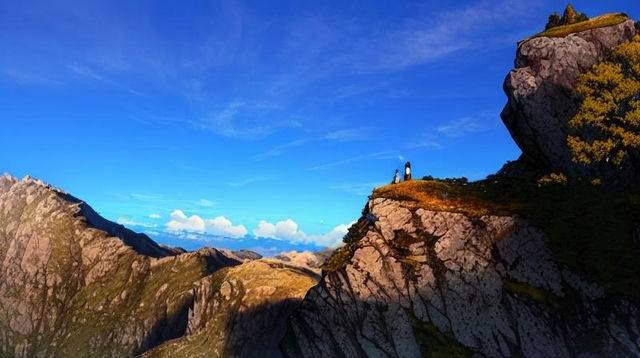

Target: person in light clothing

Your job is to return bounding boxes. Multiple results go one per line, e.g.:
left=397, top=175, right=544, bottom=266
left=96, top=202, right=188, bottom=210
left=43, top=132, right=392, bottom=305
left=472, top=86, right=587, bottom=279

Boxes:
left=404, top=161, right=412, bottom=181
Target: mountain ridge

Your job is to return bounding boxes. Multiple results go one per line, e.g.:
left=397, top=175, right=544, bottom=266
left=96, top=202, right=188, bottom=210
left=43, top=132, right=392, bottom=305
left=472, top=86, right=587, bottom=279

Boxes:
left=0, top=174, right=319, bottom=357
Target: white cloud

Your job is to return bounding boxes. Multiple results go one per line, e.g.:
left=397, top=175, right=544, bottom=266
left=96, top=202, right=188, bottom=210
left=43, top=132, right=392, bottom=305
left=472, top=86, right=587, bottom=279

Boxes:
left=166, top=210, right=205, bottom=231
left=149, top=213, right=161, bottom=219
left=166, top=210, right=247, bottom=238
left=252, top=219, right=355, bottom=247
left=253, top=219, right=306, bottom=241
left=198, top=199, right=216, bottom=207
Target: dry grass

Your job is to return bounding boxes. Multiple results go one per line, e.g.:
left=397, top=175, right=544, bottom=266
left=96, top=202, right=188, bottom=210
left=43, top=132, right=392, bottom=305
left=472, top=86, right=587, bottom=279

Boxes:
left=372, top=180, right=519, bottom=218
left=535, top=13, right=628, bottom=38
left=370, top=176, right=640, bottom=300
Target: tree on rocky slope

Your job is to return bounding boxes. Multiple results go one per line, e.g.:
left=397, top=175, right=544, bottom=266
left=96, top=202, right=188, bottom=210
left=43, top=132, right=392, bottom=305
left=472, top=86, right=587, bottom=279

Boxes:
left=545, top=4, right=589, bottom=30
left=567, top=35, right=640, bottom=175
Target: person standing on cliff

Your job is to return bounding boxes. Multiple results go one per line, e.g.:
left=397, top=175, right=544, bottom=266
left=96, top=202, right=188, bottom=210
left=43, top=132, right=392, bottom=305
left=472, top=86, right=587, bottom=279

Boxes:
left=392, top=169, right=400, bottom=184
left=404, top=162, right=412, bottom=181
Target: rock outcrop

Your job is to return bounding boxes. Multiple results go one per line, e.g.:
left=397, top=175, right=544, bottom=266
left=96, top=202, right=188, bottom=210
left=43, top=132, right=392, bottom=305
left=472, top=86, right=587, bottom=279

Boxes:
left=501, top=19, right=639, bottom=182
left=273, top=251, right=327, bottom=274
left=0, top=175, right=318, bottom=357
left=282, top=197, right=640, bottom=357
left=144, top=259, right=318, bottom=358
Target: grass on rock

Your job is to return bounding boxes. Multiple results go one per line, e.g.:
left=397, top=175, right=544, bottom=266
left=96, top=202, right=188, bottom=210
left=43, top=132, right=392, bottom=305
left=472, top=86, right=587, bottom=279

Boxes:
left=370, top=169, right=640, bottom=300
left=326, top=157, right=640, bottom=300
left=534, top=13, right=629, bottom=38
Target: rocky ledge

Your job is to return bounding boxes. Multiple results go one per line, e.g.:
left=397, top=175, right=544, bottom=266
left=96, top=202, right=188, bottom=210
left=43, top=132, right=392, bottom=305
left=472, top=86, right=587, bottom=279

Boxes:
left=282, top=197, right=640, bottom=357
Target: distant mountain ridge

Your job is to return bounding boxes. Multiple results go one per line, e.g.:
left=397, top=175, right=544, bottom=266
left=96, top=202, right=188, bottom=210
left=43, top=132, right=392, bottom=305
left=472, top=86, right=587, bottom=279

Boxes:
left=0, top=174, right=319, bottom=357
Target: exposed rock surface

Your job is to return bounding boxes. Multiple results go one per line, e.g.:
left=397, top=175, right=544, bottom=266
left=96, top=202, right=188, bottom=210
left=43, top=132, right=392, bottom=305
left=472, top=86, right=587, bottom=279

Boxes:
left=0, top=175, right=317, bottom=357
left=144, top=259, right=318, bottom=357
left=273, top=251, right=327, bottom=274
left=501, top=19, right=639, bottom=182
left=282, top=198, right=640, bottom=357
left=231, top=249, right=263, bottom=261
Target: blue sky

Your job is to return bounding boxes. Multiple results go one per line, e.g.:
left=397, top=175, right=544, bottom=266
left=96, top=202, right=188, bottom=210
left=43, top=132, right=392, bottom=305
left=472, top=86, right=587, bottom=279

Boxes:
left=2, top=1, right=638, bottom=256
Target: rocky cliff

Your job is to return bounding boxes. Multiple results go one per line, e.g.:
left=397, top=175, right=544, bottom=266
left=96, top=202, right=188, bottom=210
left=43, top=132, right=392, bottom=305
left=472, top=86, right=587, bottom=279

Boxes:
left=0, top=175, right=319, bottom=357
left=282, top=191, right=640, bottom=357
left=501, top=19, right=639, bottom=183
left=281, top=19, right=640, bottom=357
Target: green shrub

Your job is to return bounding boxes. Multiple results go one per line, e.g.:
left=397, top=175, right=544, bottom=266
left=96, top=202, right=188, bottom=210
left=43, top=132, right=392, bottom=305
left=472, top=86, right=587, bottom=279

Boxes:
left=545, top=5, right=589, bottom=30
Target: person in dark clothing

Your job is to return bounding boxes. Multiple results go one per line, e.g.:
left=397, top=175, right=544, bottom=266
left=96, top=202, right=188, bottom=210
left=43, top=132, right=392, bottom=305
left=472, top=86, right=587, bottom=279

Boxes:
left=392, top=169, right=400, bottom=184
left=404, top=161, right=412, bottom=181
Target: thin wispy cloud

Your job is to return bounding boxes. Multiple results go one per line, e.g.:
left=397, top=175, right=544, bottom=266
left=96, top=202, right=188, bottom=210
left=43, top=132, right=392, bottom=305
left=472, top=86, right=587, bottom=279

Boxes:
left=407, top=138, right=444, bottom=150
left=323, top=128, right=373, bottom=141
left=307, top=156, right=363, bottom=171
left=330, top=82, right=389, bottom=101
left=308, top=150, right=405, bottom=171
left=199, top=100, right=301, bottom=139
left=2, top=69, right=62, bottom=86
left=254, top=127, right=374, bottom=161
left=329, top=182, right=384, bottom=196
left=117, top=216, right=157, bottom=228
left=253, top=138, right=312, bottom=161
left=408, top=110, right=499, bottom=149
left=68, top=63, right=146, bottom=96
left=353, top=0, right=536, bottom=71
left=228, top=177, right=271, bottom=187
left=126, top=193, right=217, bottom=211
left=438, top=110, right=498, bottom=137
left=370, top=151, right=406, bottom=161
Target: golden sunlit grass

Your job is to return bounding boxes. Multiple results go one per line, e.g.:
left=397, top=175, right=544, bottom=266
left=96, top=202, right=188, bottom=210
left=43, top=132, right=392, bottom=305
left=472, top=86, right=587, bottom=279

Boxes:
left=361, top=173, right=640, bottom=300
left=534, top=13, right=629, bottom=38
left=372, top=180, right=519, bottom=218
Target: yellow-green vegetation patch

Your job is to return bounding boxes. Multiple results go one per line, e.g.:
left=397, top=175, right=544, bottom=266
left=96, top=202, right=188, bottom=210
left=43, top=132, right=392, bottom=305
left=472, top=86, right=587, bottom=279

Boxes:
left=409, top=314, right=473, bottom=358
left=567, top=35, right=640, bottom=171
left=503, top=279, right=556, bottom=306
left=534, top=13, right=628, bottom=38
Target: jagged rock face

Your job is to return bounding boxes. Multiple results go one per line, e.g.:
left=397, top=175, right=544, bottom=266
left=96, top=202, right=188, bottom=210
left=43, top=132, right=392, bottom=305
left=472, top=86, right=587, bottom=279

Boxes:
left=501, top=20, right=639, bottom=182
left=144, top=259, right=318, bottom=358
left=282, top=198, right=640, bottom=357
left=0, top=175, right=240, bottom=357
